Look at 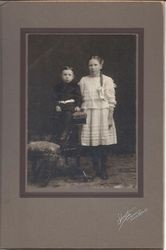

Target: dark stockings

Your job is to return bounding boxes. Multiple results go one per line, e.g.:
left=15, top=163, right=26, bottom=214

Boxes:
left=91, top=146, right=109, bottom=179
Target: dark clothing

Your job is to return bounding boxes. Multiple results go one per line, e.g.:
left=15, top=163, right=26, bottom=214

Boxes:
left=56, top=111, right=73, bottom=143
left=53, top=80, right=82, bottom=148
left=53, top=80, right=82, bottom=111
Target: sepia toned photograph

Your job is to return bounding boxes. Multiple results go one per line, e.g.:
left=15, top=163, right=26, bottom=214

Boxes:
left=20, top=28, right=143, bottom=197
left=0, top=1, right=164, bottom=248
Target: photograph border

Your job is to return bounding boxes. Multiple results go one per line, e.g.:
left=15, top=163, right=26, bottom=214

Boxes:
left=20, top=28, right=144, bottom=198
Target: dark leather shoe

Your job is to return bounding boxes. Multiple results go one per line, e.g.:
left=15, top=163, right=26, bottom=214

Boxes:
left=100, top=170, right=109, bottom=180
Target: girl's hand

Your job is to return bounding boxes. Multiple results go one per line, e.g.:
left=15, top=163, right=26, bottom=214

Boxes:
left=108, top=108, right=114, bottom=129
left=75, top=106, right=80, bottom=112
left=56, top=105, right=62, bottom=112
left=108, top=119, right=113, bottom=129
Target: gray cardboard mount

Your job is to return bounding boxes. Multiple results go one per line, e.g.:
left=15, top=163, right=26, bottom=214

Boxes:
left=0, top=1, right=164, bottom=248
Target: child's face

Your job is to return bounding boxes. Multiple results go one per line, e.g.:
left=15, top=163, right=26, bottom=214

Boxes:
left=61, top=69, right=74, bottom=83
left=88, top=59, right=102, bottom=76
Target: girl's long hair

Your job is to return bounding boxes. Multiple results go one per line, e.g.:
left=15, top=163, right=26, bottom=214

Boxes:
left=89, top=56, right=104, bottom=87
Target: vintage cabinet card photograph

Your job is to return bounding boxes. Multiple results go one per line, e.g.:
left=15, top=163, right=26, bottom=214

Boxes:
left=0, top=0, right=164, bottom=249
left=21, top=28, right=143, bottom=197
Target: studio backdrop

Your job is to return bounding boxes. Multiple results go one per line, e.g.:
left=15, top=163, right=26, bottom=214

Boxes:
left=28, top=33, right=136, bottom=154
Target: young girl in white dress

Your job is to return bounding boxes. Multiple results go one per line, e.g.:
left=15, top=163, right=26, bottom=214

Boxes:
left=78, top=56, right=117, bottom=179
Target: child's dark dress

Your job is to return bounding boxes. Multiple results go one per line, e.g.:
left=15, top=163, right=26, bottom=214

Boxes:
left=53, top=80, right=82, bottom=151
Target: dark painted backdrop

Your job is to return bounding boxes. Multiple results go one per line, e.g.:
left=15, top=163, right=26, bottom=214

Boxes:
left=28, top=34, right=136, bottom=153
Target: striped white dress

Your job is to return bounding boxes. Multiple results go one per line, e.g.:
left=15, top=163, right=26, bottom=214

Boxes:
left=78, top=75, right=117, bottom=146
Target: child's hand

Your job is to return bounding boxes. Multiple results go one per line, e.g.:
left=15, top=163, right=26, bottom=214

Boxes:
left=108, top=124, right=113, bottom=129
left=108, top=119, right=113, bottom=129
left=56, top=105, right=62, bottom=112
left=75, top=106, right=80, bottom=112
left=108, top=108, right=114, bottom=129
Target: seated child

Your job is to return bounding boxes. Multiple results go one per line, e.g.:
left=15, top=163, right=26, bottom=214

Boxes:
left=53, top=66, right=81, bottom=148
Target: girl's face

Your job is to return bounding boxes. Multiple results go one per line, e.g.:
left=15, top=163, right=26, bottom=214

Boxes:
left=88, top=59, right=102, bottom=76
left=61, top=69, right=74, bottom=83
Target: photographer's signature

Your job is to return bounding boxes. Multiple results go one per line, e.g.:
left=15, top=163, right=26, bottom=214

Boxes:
left=117, top=207, right=148, bottom=230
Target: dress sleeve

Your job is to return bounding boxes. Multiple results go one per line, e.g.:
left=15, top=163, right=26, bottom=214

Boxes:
left=104, top=77, right=117, bottom=108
